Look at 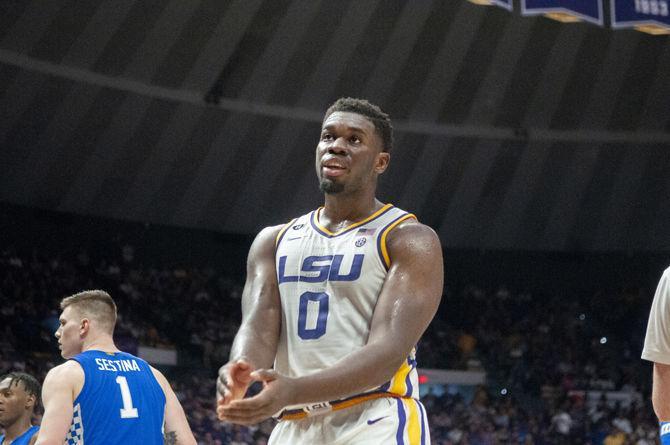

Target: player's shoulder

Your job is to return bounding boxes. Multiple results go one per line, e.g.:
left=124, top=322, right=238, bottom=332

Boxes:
left=258, top=223, right=287, bottom=242
left=148, top=365, right=168, bottom=382
left=653, top=266, right=670, bottom=287
left=269, top=211, right=313, bottom=237
left=255, top=215, right=308, bottom=251
left=385, top=217, right=441, bottom=264
left=44, top=360, right=84, bottom=385
left=249, top=224, right=287, bottom=255
left=655, top=266, right=670, bottom=289
left=148, top=365, right=169, bottom=391
left=387, top=217, right=440, bottom=247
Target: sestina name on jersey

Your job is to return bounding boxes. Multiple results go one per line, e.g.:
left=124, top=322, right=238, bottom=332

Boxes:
left=278, top=254, right=364, bottom=284
left=95, top=358, right=141, bottom=372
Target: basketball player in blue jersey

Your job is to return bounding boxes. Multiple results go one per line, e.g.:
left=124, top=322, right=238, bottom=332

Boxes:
left=0, top=372, right=40, bottom=445
left=217, top=97, right=444, bottom=444
left=35, top=290, right=196, bottom=445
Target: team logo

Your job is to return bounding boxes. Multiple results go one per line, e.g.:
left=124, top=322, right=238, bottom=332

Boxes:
left=355, top=238, right=367, bottom=247
left=278, top=254, right=364, bottom=284
left=292, top=224, right=304, bottom=230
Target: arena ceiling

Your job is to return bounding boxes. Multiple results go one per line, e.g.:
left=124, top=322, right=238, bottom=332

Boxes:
left=0, top=0, right=669, bottom=251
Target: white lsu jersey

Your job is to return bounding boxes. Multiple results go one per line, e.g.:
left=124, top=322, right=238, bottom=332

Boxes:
left=274, top=203, right=420, bottom=419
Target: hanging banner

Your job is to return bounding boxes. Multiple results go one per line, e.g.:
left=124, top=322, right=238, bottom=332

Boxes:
left=493, top=0, right=513, bottom=10
left=468, top=0, right=513, bottom=11
left=521, top=0, right=604, bottom=25
left=611, top=0, right=670, bottom=34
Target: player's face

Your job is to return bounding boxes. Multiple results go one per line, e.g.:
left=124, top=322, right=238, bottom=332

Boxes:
left=316, top=111, right=389, bottom=195
left=0, top=378, right=32, bottom=428
left=55, top=306, right=84, bottom=359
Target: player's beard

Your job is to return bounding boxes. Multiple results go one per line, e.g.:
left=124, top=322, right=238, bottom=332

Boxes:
left=319, top=178, right=344, bottom=194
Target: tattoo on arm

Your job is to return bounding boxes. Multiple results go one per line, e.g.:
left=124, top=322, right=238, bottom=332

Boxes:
left=164, top=431, right=177, bottom=445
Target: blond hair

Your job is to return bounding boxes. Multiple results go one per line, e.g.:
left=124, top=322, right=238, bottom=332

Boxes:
left=60, top=290, right=117, bottom=333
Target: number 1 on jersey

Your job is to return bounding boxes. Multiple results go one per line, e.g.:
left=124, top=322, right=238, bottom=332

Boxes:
left=115, top=376, right=139, bottom=418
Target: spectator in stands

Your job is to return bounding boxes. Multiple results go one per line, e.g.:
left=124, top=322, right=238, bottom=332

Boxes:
left=0, top=234, right=662, bottom=444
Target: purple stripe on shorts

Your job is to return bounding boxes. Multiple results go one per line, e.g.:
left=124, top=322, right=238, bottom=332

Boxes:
left=417, top=400, right=426, bottom=445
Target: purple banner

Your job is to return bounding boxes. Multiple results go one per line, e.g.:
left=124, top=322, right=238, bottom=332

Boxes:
left=522, top=0, right=604, bottom=25
left=493, top=0, right=513, bottom=10
left=611, top=0, right=670, bottom=32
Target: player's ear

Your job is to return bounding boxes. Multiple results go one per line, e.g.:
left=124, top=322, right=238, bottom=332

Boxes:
left=25, top=393, right=36, bottom=409
left=374, top=151, right=390, bottom=174
left=80, top=318, right=91, bottom=336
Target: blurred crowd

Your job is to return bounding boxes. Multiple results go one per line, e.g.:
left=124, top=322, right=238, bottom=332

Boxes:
left=0, top=233, right=663, bottom=444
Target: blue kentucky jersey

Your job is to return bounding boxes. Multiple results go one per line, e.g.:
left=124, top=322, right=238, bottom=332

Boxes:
left=66, top=350, right=166, bottom=444
left=0, top=425, right=39, bottom=445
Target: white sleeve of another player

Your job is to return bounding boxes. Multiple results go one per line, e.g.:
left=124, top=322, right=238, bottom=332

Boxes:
left=642, top=268, right=670, bottom=364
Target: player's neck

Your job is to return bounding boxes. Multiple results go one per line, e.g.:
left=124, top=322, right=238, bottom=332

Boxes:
left=321, top=191, right=381, bottom=228
left=83, top=336, right=119, bottom=354
left=3, top=418, right=33, bottom=442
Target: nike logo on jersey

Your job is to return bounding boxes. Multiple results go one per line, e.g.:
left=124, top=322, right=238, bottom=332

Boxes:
left=367, top=416, right=388, bottom=425
left=278, top=254, right=364, bottom=284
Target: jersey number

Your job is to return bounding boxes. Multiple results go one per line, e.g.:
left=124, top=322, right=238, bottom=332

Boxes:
left=115, top=376, right=139, bottom=419
left=298, top=291, right=329, bottom=339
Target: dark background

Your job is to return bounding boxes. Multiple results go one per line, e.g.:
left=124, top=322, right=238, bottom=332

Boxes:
left=0, top=0, right=668, bottom=252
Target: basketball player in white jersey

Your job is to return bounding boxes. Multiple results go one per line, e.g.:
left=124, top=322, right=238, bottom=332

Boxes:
left=216, top=97, right=443, bottom=444
left=642, top=267, right=670, bottom=444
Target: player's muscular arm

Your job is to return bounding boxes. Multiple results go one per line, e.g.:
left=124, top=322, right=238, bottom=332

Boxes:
left=221, top=221, right=443, bottom=424
left=34, top=362, right=83, bottom=445
left=151, top=368, right=196, bottom=445
left=229, top=225, right=283, bottom=367
left=216, top=226, right=283, bottom=409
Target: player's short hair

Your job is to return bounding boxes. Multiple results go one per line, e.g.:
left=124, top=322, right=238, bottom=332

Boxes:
left=324, top=97, right=393, bottom=153
left=0, top=372, right=41, bottom=407
left=60, top=290, right=117, bottom=333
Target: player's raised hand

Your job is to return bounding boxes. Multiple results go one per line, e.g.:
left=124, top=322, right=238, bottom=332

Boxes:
left=216, top=358, right=254, bottom=417
left=217, top=369, right=296, bottom=425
